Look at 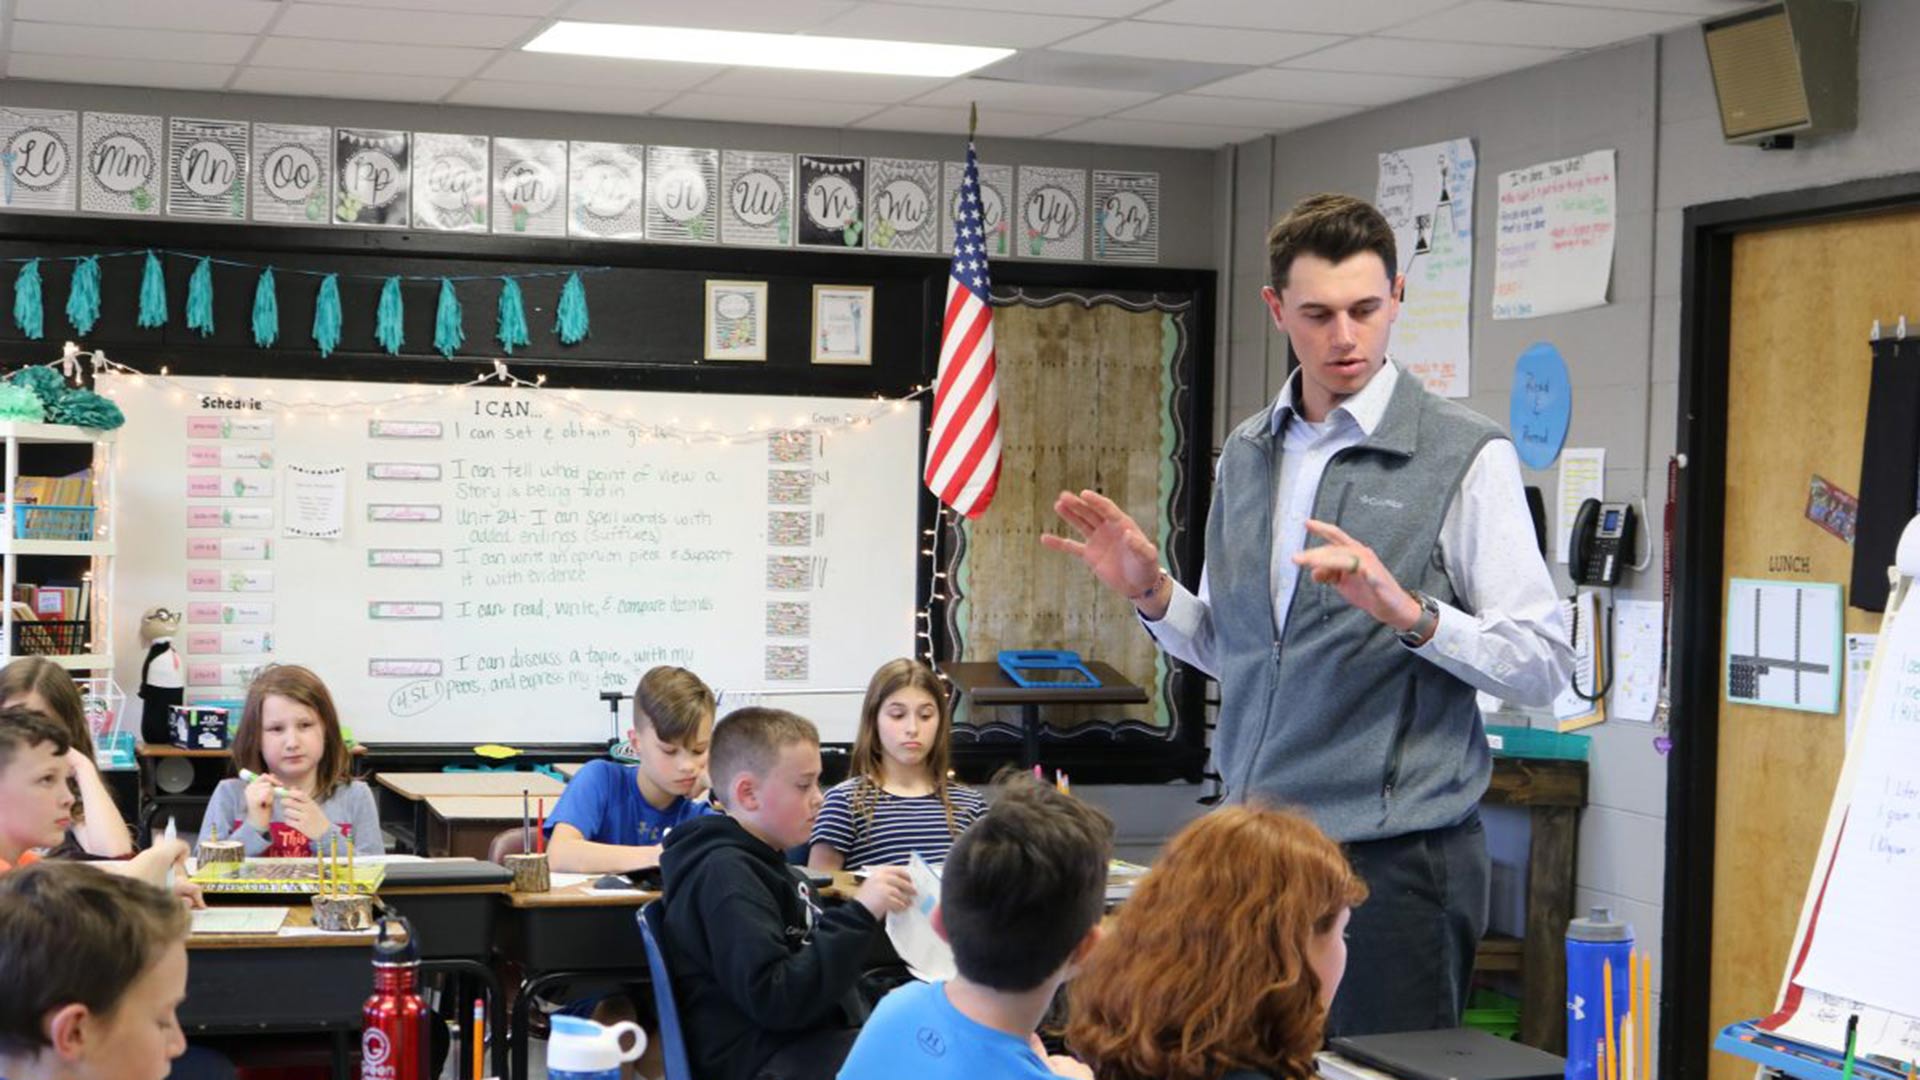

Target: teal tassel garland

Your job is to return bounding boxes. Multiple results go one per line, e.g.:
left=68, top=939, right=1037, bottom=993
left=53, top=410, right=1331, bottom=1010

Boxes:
left=555, top=272, right=589, bottom=345
left=252, top=268, right=279, bottom=348
left=185, top=256, right=215, bottom=336
left=495, top=277, right=529, bottom=354
left=434, top=278, right=464, bottom=358
left=313, top=274, right=342, bottom=358
left=137, top=250, right=167, bottom=329
left=66, top=256, right=101, bottom=335
left=375, top=276, right=404, bottom=355
left=13, top=259, right=43, bottom=340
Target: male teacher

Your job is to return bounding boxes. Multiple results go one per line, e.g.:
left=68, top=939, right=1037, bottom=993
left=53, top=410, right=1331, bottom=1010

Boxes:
left=1044, top=193, right=1571, bottom=1035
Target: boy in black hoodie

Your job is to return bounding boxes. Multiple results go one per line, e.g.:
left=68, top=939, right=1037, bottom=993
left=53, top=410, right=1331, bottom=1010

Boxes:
left=660, top=706, right=915, bottom=1080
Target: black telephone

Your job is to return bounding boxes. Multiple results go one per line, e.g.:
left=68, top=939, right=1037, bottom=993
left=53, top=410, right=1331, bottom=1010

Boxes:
left=1569, top=498, right=1636, bottom=586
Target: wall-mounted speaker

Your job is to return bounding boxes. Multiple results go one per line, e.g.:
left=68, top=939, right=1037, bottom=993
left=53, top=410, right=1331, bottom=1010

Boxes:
left=1701, top=0, right=1857, bottom=147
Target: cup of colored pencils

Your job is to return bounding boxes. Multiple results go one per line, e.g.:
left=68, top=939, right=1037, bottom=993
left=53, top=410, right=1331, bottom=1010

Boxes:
left=505, top=794, right=551, bottom=893
left=311, top=836, right=374, bottom=931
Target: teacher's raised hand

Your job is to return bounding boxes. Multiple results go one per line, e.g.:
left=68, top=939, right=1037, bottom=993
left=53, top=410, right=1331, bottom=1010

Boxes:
left=1041, top=490, right=1171, bottom=619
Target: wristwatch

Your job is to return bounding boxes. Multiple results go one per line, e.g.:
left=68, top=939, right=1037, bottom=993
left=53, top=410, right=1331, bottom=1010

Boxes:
left=1397, top=590, right=1440, bottom=647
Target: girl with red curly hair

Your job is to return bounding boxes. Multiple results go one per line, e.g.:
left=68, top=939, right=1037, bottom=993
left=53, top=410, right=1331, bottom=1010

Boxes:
left=1067, top=807, right=1368, bottom=1080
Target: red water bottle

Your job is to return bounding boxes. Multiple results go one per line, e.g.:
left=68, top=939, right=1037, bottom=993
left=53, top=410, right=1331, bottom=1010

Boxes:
left=361, top=915, right=426, bottom=1080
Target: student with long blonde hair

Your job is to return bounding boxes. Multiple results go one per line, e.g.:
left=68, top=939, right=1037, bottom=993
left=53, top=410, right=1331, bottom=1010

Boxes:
left=1068, top=807, right=1368, bottom=1080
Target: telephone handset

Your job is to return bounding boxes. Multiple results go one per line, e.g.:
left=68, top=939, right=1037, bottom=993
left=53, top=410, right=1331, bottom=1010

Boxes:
left=1569, top=498, right=1636, bottom=586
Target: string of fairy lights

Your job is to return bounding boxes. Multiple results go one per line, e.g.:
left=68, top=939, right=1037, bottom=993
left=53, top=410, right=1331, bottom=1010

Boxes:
left=30, top=342, right=956, bottom=669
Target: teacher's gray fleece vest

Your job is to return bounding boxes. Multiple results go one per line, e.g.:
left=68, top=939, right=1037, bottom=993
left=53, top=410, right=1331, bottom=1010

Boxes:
left=1206, top=370, right=1505, bottom=843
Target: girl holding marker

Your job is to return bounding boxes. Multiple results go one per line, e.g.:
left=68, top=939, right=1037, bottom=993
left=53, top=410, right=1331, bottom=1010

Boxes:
left=196, top=665, right=383, bottom=857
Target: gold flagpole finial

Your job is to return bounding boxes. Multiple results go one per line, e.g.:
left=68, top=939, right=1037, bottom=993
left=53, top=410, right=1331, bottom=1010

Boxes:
left=969, top=102, right=978, bottom=139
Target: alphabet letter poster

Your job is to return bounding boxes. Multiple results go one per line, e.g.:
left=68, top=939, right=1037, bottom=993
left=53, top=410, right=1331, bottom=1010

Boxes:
left=0, top=106, right=78, bottom=212
left=251, top=122, right=331, bottom=226
left=492, top=137, right=566, bottom=237
left=81, top=112, right=163, bottom=217
left=866, top=157, right=938, bottom=254
left=335, top=128, right=410, bottom=228
left=568, top=141, right=645, bottom=241
left=1017, top=165, right=1086, bottom=261
left=412, top=132, right=489, bottom=232
left=798, top=155, right=865, bottom=250
left=721, top=149, right=793, bottom=248
left=168, top=117, right=249, bottom=221
left=645, top=145, right=718, bottom=244
left=944, top=160, right=1010, bottom=258
left=1093, top=169, right=1158, bottom=264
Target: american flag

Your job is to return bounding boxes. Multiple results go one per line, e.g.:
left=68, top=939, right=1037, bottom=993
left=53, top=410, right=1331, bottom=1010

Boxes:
left=923, top=135, right=1002, bottom=519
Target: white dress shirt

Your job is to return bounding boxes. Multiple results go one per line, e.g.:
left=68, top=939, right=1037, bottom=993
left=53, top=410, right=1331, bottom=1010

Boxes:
left=1148, top=361, right=1573, bottom=707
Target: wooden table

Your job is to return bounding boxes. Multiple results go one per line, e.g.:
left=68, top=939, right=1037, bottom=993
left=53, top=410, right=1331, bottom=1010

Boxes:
left=420, top=794, right=540, bottom=859
left=943, top=660, right=1149, bottom=766
left=376, top=771, right=565, bottom=855
left=1482, top=754, right=1588, bottom=1054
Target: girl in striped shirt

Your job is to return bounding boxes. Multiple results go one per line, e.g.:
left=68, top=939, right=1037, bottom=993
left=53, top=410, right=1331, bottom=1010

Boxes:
left=808, top=659, right=986, bottom=871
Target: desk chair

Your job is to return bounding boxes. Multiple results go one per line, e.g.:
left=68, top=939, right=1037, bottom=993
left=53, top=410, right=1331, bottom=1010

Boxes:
left=637, top=902, right=696, bottom=1080
left=486, top=825, right=529, bottom=865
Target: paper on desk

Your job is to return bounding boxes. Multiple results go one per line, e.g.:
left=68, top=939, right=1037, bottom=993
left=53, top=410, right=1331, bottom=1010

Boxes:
left=191, top=907, right=290, bottom=935
left=886, top=853, right=956, bottom=983
left=548, top=872, right=595, bottom=889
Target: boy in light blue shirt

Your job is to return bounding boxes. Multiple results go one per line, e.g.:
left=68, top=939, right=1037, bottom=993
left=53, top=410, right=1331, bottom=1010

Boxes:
left=838, top=775, right=1112, bottom=1080
left=544, top=666, right=716, bottom=872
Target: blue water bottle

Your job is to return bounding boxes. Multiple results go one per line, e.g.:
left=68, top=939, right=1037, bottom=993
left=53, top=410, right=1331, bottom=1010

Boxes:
left=1566, top=906, right=1633, bottom=1080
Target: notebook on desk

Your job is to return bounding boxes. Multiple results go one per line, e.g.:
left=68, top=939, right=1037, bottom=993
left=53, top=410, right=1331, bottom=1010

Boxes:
left=1328, top=1028, right=1563, bottom=1080
left=378, top=858, right=513, bottom=887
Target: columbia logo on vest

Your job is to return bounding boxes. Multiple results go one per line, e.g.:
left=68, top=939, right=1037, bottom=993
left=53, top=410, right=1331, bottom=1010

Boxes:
left=1357, top=494, right=1406, bottom=510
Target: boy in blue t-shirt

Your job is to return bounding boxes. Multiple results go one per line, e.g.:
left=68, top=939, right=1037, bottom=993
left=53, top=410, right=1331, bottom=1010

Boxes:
left=837, top=775, right=1113, bottom=1080
left=545, top=666, right=716, bottom=872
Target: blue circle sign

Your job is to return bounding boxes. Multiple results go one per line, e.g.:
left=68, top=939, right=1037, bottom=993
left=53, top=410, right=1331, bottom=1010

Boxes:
left=1510, top=342, right=1572, bottom=469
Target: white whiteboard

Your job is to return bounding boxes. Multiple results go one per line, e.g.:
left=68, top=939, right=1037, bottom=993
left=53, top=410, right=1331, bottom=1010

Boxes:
left=101, top=374, right=920, bottom=744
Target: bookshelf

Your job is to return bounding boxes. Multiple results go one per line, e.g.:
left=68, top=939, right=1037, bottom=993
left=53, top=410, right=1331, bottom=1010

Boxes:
left=0, top=421, right=116, bottom=672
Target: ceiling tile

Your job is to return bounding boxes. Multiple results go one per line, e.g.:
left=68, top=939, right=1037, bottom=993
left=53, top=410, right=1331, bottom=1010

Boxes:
left=7, top=52, right=236, bottom=91
left=971, top=50, right=1253, bottom=94
left=651, top=92, right=879, bottom=127
left=250, top=37, right=494, bottom=78
left=10, top=22, right=256, bottom=64
left=1543, top=0, right=1754, bottom=13
left=14, top=0, right=279, bottom=34
left=1115, top=94, right=1355, bottom=129
left=811, top=3, right=1101, bottom=48
left=871, top=0, right=1158, bottom=15
left=913, top=78, right=1157, bottom=115
left=1052, top=22, right=1342, bottom=65
left=288, top=0, right=568, bottom=13
left=231, top=67, right=461, bottom=102
left=1050, top=116, right=1269, bottom=148
left=1133, top=0, right=1463, bottom=35
left=273, top=4, right=540, bottom=48
left=693, top=69, right=947, bottom=105
left=852, top=104, right=1084, bottom=137
left=446, top=81, right=676, bottom=115
left=558, top=0, right=855, bottom=31
left=1283, top=36, right=1570, bottom=79
left=1191, top=67, right=1458, bottom=106
left=1387, top=1, right=1704, bottom=48
left=475, top=52, right=724, bottom=90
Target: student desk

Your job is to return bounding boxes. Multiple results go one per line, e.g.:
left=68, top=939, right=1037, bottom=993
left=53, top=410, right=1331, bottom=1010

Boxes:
left=1480, top=755, right=1588, bottom=1054
left=943, top=660, right=1148, bottom=767
left=554, top=760, right=588, bottom=778
left=420, top=794, right=546, bottom=859
left=375, top=771, right=565, bottom=855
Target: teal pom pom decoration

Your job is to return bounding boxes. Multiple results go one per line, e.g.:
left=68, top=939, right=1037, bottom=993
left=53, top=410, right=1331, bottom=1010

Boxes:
left=0, top=384, right=45, bottom=423
left=11, top=366, right=69, bottom=407
left=185, top=256, right=215, bottom=336
left=46, top=389, right=124, bottom=431
left=66, top=256, right=101, bottom=335
left=137, top=250, right=167, bottom=329
left=555, top=272, right=589, bottom=345
left=13, top=259, right=44, bottom=340
left=496, top=277, right=529, bottom=354
left=313, top=273, right=342, bottom=358
left=434, top=278, right=464, bottom=358
left=375, top=276, right=404, bottom=355
left=252, top=268, right=279, bottom=349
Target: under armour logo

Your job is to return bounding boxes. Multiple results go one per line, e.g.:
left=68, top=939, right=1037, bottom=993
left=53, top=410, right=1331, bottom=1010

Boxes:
left=916, top=1028, right=947, bottom=1057
left=1568, top=994, right=1586, bottom=1021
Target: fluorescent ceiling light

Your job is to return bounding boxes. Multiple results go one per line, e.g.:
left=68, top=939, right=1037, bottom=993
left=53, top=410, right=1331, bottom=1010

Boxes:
left=525, top=22, right=1013, bottom=78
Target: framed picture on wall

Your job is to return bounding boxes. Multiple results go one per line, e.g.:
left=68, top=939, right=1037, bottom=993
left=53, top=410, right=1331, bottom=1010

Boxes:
left=812, top=285, right=873, bottom=365
left=704, top=280, right=768, bottom=361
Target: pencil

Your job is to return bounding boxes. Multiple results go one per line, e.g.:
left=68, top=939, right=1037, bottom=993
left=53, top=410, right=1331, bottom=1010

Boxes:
left=522, top=789, right=530, bottom=854
left=1639, top=953, right=1652, bottom=1080
left=348, top=837, right=355, bottom=893
left=1604, top=957, right=1619, bottom=1080
left=1626, top=952, right=1637, bottom=1080
left=1600, top=1037, right=1610, bottom=1080
left=535, top=798, right=545, bottom=855
left=472, top=997, right=485, bottom=1079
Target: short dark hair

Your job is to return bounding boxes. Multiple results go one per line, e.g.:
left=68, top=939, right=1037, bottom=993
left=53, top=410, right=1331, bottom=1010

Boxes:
left=0, top=705, right=70, bottom=772
left=708, top=707, right=818, bottom=805
left=1266, top=193, right=1397, bottom=291
left=941, top=773, right=1113, bottom=991
left=634, top=666, right=716, bottom=746
left=0, top=861, right=189, bottom=1055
